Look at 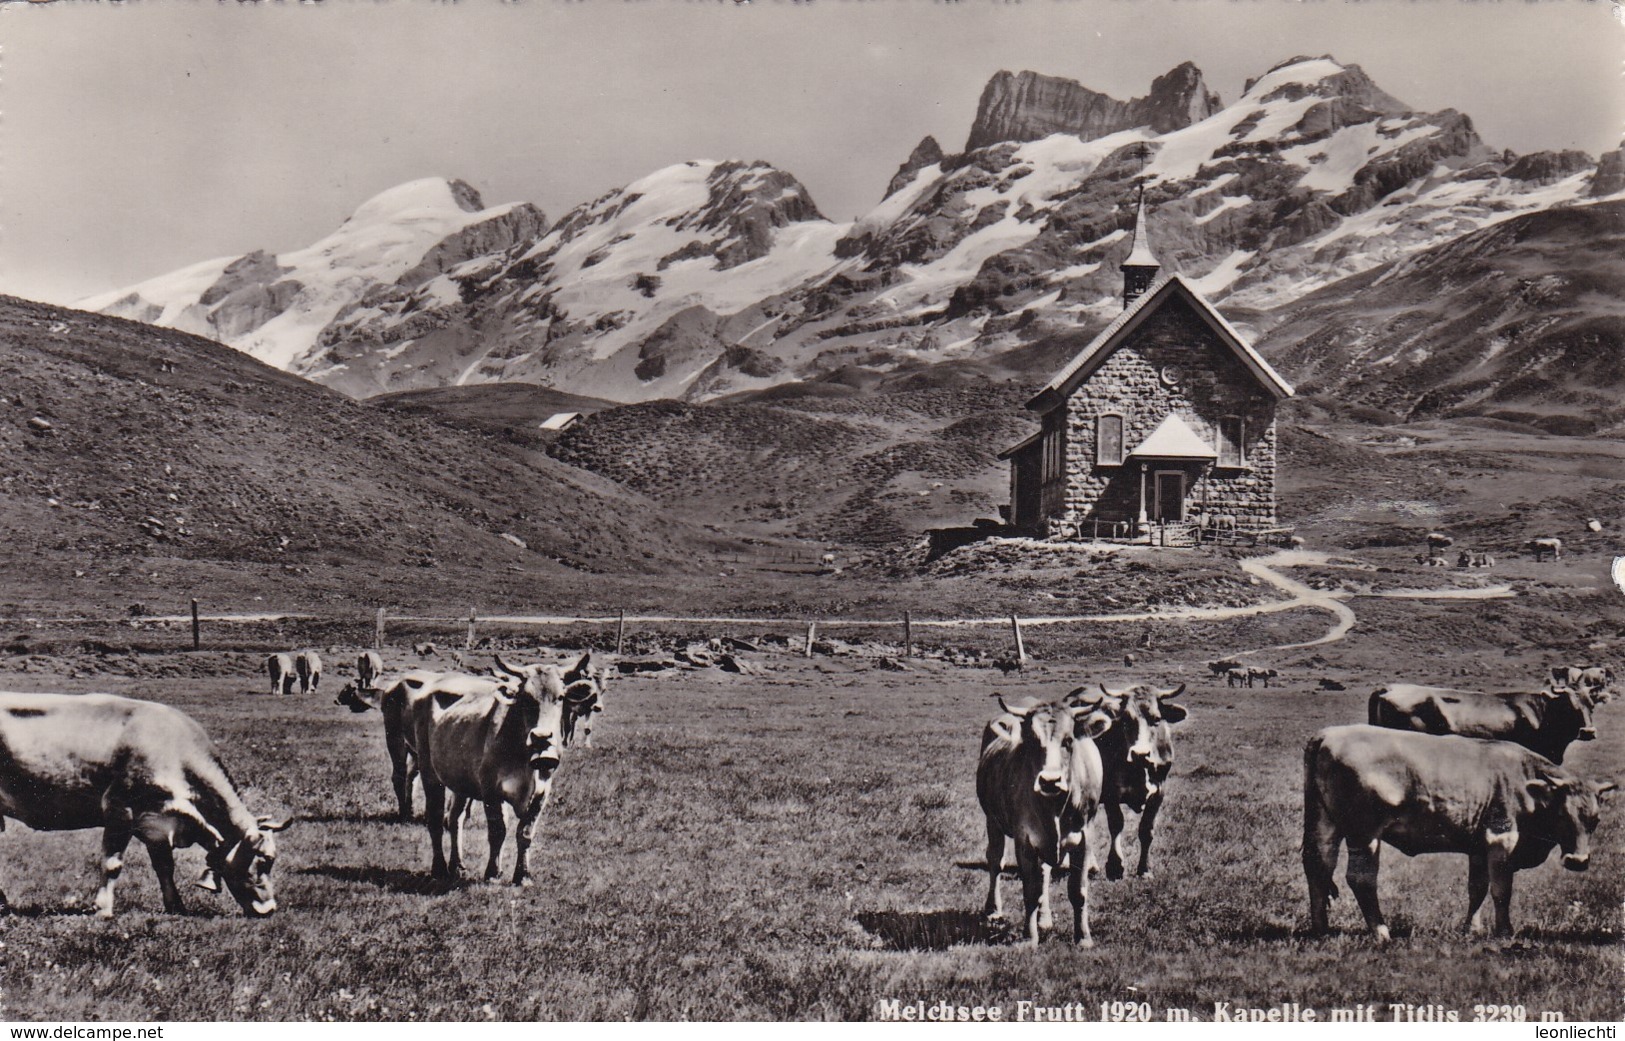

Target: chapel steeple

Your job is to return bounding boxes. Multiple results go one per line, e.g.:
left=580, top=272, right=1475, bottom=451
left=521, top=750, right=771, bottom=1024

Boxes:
left=1120, top=183, right=1160, bottom=310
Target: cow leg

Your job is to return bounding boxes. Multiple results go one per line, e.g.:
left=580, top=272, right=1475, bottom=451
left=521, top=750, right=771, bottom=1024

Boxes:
left=446, top=793, right=468, bottom=879
left=981, top=818, right=1005, bottom=918
left=94, top=827, right=133, bottom=919
left=1067, top=843, right=1093, bottom=948
left=1014, top=843, right=1045, bottom=946
left=1464, top=850, right=1489, bottom=935
left=1303, top=818, right=1341, bottom=936
left=387, top=732, right=416, bottom=821
left=424, top=780, right=449, bottom=880
left=1135, top=792, right=1163, bottom=878
left=1345, top=840, right=1388, bottom=942
left=1036, top=861, right=1053, bottom=929
left=1487, top=843, right=1516, bottom=937
left=483, top=802, right=507, bottom=883
left=1102, top=801, right=1127, bottom=881
left=146, top=841, right=185, bottom=914
left=511, top=790, right=548, bottom=887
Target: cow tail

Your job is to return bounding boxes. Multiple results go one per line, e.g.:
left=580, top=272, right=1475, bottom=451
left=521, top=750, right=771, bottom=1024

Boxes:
left=1302, top=734, right=1338, bottom=901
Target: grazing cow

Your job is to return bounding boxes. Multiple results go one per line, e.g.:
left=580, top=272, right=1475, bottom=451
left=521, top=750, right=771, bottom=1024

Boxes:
left=356, top=651, right=383, bottom=691
left=1368, top=682, right=1598, bottom=764
left=1528, top=537, right=1562, bottom=562
left=977, top=696, right=1114, bottom=945
left=820, top=552, right=836, bottom=567
left=1224, top=666, right=1250, bottom=688
left=414, top=642, right=438, bottom=658
left=1067, top=684, right=1187, bottom=880
left=413, top=661, right=599, bottom=884
left=266, top=653, right=296, bottom=696
left=1551, top=665, right=1617, bottom=704
left=1317, top=678, right=1347, bottom=692
left=1426, top=532, right=1453, bottom=552
left=1207, top=660, right=1243, bottom=677
left=0, top=692, right=289, bottom=917
left=1246, top=667, right=1280, bottom=689
left=295, top=651, right=322, bottom=695
left=1303, top=725, right=1613, bottom=939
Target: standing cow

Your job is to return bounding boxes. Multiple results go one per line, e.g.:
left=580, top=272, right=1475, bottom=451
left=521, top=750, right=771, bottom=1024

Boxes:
left=1304, top=724, right=1612, bottom=939
left=356, top=651, right=384, bottom=692
left=977, top=696, right=1114, bottom=946
left=0, top=692, right=289, bottom=917
left=266, top=653, right=296, bottom=696
left=1368, top=682, right=1598, bottom=764
left=412, top=660, right=598, bottom=884
left=1068, top=683, right=1188, bottom=880
left=295, top=651, right=322, bottom=696
left=1528, top=537, right=1562, bottom=562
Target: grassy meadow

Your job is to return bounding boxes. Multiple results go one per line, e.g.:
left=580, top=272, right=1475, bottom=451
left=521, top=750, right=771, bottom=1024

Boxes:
left=0, top=644, right=1618, bottom=1022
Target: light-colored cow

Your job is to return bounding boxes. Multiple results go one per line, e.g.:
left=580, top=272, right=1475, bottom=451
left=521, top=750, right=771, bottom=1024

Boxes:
left=1528, top=537, right=1562, bottom=562
left=1304, top=724, right=1612, bottom=939
left=266, top=653, right=295, bottom=696
left=1551, top=665, right=1617, bottom=704
left=371, top=670, right=517, bottom=820
left=295, top=651, right=322, bottom=696
left=412, top=660, right=598, bottom=884
left=0, top=692, right=289, bottom=917
left=977, top=696, right=1114, bottom=946
left=356, top=651, right=383, bottom=692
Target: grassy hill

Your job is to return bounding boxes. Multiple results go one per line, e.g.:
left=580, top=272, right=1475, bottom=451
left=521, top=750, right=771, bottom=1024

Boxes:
left=0, top=296, right=719, bottom=615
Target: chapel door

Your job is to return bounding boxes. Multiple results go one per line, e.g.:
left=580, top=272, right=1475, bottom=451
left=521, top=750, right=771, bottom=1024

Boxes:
left=1153, top=471, right=1186, bottom=522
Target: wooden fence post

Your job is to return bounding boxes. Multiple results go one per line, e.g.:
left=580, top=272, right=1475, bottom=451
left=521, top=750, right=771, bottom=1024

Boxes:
left=805, top=621, right=816, bottom=658
left=1010, top=614, right=1026, bottom=664
left=903, top=610, right=912, bottom=658
left=466, top=608, right=477, bottom=649
left=375, top=606, right=386, bottom=650
left=190, top=598, right=200, bottom=651
left=615, top=609, right=626, bottom=656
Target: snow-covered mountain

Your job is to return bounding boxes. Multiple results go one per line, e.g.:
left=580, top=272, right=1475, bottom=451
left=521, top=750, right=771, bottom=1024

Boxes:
left=88, top=56, right=1623, bottom=403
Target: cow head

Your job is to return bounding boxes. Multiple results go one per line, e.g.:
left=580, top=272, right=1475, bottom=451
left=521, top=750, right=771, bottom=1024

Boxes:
left=995, top=696, right=1113, bottom=803
left=1539, top=684, right=1598, bottom=743
left=1074, top=683, right=1188, bottom=809
left=197, top=816, right=290, bottom=917
left=492, top=658, right=573, bottom=778
left=1526, top=777, right=1615, bottom=871
left=333, top=681, right=380, bottom=713
left=558, top=653, right=607, bottom=748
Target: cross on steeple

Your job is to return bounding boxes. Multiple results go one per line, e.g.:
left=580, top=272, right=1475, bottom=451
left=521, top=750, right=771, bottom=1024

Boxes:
left=1119, top=144, right=1160, bottom=310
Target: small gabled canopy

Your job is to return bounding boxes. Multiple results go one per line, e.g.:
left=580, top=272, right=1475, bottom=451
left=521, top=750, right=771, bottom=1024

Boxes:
left=539, top=412, right=582, bottom=430
left=1027, top=274, right=1295, bottom=413
left=1129, top=414, right=1216, bottom=461
left=997, top=428, right=1044, bottom=461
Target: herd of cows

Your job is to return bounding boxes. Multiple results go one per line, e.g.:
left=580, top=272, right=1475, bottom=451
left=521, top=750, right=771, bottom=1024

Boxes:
left=0, top=649, right=607, bottom=918
left=0, top=644, right=1615, bottom=950
left=976, top=663, right=1617, bottom=946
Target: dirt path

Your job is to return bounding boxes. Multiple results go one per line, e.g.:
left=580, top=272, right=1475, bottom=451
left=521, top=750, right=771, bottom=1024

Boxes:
left=130, top=550, right=1513, bottom=656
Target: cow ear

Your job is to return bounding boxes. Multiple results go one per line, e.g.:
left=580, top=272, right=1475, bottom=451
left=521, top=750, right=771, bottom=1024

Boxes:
left=1161, top=702, right=1189, bottom=724
left=195, top=867, right=222, bottom=893
left=1594, top=781, right=1618, bottom=801
left=1162, top=684, right=1186, bottom=700
left=257, top=816, right=291, bottom=833
left=1538, top=686, right=1564, bottom=700
left=1075, top=708, right=1114, bottom=739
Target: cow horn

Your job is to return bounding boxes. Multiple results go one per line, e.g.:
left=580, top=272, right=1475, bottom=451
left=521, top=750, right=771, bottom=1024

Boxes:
left=492, top=688, right=516, bottom=706
left=996, top=695, right=1035, bottom=718
left=257, top=816, right=291, bottom=832
left=1595, top=781, right=1619, bottom=799
left=1539, top=686, right=1565, bottom=699
left=1162, top=684, right=1187, bottom=700
left=1065, top=685, right=1105, bottom=705
left=493, top=655, right=525, bottom=678
left=1098, top=683, right=1127, bottom=699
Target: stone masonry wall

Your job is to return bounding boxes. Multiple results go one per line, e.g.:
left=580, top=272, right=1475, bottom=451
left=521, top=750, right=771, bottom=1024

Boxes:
left=1050, top=294, right=1279, bottom=535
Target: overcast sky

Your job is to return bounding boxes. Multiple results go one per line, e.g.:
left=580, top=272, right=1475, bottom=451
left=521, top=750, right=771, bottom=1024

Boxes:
left=3, top=0, right=1621, bottom=306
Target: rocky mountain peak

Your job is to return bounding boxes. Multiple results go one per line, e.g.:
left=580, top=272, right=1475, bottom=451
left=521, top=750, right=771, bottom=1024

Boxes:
left=964, top=63, right=1220, bottom=152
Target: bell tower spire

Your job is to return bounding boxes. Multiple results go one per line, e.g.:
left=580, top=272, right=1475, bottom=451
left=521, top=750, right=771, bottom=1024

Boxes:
left=1121, top=145, right=1160, bottom=309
